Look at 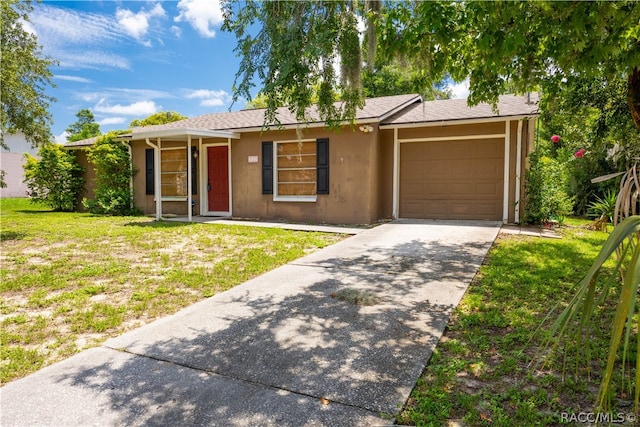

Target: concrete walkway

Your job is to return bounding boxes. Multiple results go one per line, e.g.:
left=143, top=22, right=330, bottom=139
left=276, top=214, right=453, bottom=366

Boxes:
left=0, top=219, right=502, bottom=426
left=163, top=215, right=368, bottom=235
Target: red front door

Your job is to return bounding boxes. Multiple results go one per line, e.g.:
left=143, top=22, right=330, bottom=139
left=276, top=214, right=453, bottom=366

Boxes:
left=207, top=146, right=229, bottom=212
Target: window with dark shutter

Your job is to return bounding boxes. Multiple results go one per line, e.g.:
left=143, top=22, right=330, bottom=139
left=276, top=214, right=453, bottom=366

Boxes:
left=145, top=149, right=154, bottom=195
left=316, top=138, right=329, bottom=194
left=191, top=147, right=197, bottom=195
left=262, top=141, right=273, bottom=194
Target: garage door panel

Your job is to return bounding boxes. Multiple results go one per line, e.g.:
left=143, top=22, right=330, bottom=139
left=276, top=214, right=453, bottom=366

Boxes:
left=399, top=139, right=504, bottom=220
left=476, top=139, right=502, bottom=156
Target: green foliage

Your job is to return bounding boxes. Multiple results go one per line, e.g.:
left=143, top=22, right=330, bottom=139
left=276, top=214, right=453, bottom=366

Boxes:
left=524, top=152, right=574, bottom=225
left=1, top=0, right=56, bottom=148
left=83, top=132, right=136, bottom=215
left=222, top=1, right=365, bottom=126
left=224, top=1, right=640, bottom=124
left=23, top=144, right=84, bottom=212
left=397, top=225, right=613, bottom=425
left=129, top=111, right=186, bottom=127
left=65, top=109, right=101, bottom=142
left=588, top=189, right=618, bottom=223
left=539, top=217, right=640, bottom=413
left=362, top=62, right=451, bottom=99
left=540, top=76, right=637, bottom=215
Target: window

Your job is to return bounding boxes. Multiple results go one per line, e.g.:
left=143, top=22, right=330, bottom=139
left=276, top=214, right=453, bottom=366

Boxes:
left=161, top=148, right=188, bottom=197
left=262, top=138, right=329, bottom=201
left=276, top=139, right=317, bottom=198
left=145, top=148, right=197, bottom=197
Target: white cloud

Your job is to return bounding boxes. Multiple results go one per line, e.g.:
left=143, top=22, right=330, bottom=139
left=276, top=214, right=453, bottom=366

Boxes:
left=29, top=4, right=131, bottom=69
left=175, top=0, right=223, bottom=38
left=94, top=99, right=160, bottom=116
left=171, top=26, right=182, bottom=38
left=116, top=3, right=166, bottom=45
left=185, top=89, right=230, bottom=107
left=54, top=75, right=93, bottom=83
left=99, top=117, right=127, bottom=126
left=447, top=78, right=470, bottom=99
left=54, top=131, right=69, bottom=144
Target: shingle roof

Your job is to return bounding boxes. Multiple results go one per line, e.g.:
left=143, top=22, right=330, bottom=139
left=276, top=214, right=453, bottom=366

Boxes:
left=380, top=94, right=539, bottom=126
left=63, top=136, right=101, bottom=148
left=129, top=93, right=421, bottom=135
left=62, top=93, right=539, bottom=148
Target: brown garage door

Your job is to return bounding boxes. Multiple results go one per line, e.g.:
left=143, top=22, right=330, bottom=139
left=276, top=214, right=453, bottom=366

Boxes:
left=399, top=138, right=504, bottom=220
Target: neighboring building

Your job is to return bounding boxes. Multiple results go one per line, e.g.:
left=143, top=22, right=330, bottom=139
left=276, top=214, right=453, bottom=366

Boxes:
left=66, top=94, right=539, bottom=224
left=0, top=133, right=39, bottom=198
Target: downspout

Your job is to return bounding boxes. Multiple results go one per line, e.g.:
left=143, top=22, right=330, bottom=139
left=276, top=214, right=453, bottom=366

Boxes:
left=392, top=127, right=399, bottom=219
left=503, top=120, right=511, bottom=224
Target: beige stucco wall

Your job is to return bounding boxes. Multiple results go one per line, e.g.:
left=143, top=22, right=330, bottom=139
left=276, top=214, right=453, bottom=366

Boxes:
left=231, top=126, right=378, bottom=225
left=124, top=117, right=534, bottom=224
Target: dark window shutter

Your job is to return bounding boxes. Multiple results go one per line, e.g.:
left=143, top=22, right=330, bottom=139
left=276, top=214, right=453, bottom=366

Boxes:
left=145, top=149, right=154, bottom=195
left=262, top=141, right=273, bottom=194
left=317, top=138, right=329, bottom=194
left=191, top=147, right=197, bottom=195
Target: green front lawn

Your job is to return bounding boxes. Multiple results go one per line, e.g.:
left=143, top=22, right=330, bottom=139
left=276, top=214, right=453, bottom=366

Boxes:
left=398, top=219, right=635, bottom=426
left=0, top=198, right=345, bottom=383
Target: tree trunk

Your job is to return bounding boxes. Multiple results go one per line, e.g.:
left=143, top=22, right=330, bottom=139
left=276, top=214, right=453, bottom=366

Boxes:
left=629, top=67, right=640, bottom=132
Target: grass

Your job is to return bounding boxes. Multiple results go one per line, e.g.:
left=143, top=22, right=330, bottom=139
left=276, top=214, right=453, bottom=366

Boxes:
left=397, top=219, right=638, bottom=426
left=0, top=198, right=345, bottom=383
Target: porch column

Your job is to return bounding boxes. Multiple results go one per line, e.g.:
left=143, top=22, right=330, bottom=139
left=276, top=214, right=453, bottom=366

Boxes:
left=503, top=121, right=511, bottom=224
left=227, top=137, right=232, bottom=216
left=198, top=138, right=204, bottom=214
left=187, top=135, right=193, bottom=222
left=145, top=138, right=162, bottom=221
left=514, top=120, right=523, bottom=223
left=392, top=127, right=399, bottom=219
left=156, top=138, right=162, bottom=221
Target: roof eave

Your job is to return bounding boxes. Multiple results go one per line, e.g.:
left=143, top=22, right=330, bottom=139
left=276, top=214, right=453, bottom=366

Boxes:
left=224, top=117, right=380, bottom=134
left=379, top=113, right=539, bottom=130
left=128, top=128, right=241, bottom=140
left=378, top=95, right=423, bottom=122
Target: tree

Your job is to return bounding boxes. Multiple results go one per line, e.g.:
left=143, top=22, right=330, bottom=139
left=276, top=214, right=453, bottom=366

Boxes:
left=223, top=1, right=640, bottom=129
left=363, top=62, right=451, bottom=100
left=222, top=1, right=364, bottom=127
left=83, top=132, right=136, bottom=216
left=23, top=144, right=84, bottom=211
left=129, top=111, right=186, bottom=127
left=1, top=0, right=56, bottom=148
left=65, top=109, right=101, bottom=142
left=539, top=77, right=640, bottom=215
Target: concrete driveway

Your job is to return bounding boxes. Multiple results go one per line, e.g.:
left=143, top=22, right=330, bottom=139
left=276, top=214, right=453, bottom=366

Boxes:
left=0, top=219, right=501, bottom=426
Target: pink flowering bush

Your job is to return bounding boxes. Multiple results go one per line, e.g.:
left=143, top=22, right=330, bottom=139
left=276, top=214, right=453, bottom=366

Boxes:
left=574, top=149, right=586, bottom=158
left=550, top=135, right=561, bottom=143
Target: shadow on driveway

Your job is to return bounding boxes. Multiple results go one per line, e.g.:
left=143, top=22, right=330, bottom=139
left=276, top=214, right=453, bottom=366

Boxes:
left=1, top=221, right=500, bottom=426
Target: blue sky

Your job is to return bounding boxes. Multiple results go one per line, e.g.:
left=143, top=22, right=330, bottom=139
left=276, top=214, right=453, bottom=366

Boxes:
left=29, top=0, right=244, bottom=142
left=28, top=1, right=469, bottom=143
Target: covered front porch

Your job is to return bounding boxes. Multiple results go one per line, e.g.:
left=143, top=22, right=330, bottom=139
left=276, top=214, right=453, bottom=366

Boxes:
left=123, top=127, right=240, bottom=222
